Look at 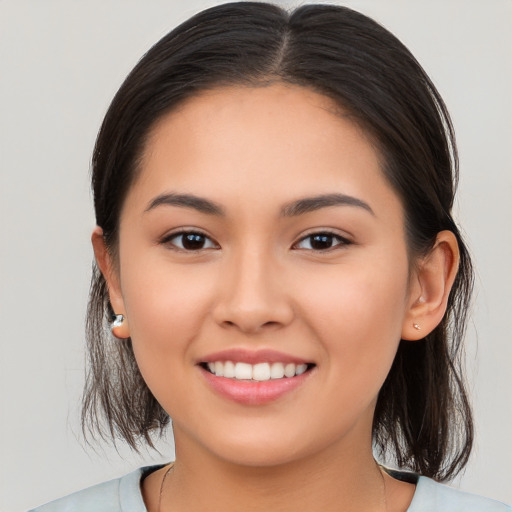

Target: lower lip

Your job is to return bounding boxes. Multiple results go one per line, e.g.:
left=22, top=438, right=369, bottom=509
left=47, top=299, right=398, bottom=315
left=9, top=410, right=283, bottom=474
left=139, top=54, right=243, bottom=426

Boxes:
left=200, top=366, right=313, bottom=405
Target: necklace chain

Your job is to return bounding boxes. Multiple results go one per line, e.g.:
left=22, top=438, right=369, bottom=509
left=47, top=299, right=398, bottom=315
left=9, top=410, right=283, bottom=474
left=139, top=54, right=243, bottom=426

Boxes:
left=158, top=463, right=174, bottom=512
left=379, top=464, right=389, bottom=512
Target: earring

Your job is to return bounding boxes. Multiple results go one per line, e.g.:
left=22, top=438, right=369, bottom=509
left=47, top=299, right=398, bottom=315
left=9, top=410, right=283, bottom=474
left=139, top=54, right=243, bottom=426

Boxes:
left=413, top=323, right=421, bottom=331
left=111, top=314, right=129, bottom=339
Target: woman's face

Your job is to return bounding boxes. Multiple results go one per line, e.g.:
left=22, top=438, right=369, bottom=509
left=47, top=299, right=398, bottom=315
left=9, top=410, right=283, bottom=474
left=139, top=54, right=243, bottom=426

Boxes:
left=107, top=84, right=420, bottom=466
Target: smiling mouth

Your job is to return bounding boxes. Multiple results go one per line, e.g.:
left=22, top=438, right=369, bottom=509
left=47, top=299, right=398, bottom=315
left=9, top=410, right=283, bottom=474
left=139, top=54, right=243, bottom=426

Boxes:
left=201, top=361, right=315, bottom=381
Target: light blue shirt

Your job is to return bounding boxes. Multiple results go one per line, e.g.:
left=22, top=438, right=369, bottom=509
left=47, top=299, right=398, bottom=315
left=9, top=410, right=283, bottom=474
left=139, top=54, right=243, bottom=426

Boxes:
left=30, top=466, right=511, bottom=512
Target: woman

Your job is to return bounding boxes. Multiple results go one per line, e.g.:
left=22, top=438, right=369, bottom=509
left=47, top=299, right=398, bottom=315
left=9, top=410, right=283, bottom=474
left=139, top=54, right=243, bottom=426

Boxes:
left=30, top=2, right=511, bottom=511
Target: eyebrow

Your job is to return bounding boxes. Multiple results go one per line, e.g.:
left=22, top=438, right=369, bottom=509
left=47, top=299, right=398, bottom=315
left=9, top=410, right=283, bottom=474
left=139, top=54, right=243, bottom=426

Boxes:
left=144, top=192, right=374, bottom=217
left=145, top=193, right=225, bottom=216
left=280, top=193, right=374, bottom=217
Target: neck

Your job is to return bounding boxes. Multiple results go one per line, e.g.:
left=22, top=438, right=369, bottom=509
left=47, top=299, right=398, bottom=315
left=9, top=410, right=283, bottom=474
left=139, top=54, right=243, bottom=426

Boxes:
left=157, top=430, right=387, bottom=512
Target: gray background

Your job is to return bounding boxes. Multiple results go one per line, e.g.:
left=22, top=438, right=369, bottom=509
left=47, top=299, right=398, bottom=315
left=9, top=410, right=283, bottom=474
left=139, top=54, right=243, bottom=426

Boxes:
left=1, top=1, right=511, bottom=510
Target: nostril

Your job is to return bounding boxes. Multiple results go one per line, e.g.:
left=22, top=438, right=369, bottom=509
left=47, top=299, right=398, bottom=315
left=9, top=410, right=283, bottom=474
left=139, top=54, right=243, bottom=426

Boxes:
left=221, top=319, right=279, bottom=330
left=214, top=300, right=294, bottom=333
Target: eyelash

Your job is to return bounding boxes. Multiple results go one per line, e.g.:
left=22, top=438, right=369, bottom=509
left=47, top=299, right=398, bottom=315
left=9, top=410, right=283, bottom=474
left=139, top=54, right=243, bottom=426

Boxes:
left=160, top=230, right=218, bottom=251
left=160, top=230, right=351, bottom=252
left=293, top=231, right=352, bottom=251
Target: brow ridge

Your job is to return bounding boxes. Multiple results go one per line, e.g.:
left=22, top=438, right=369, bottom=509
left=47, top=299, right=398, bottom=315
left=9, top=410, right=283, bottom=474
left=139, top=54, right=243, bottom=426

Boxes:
left=145, top=193, right=224, bottom=216
left=280, top=193, right=374, bottom=217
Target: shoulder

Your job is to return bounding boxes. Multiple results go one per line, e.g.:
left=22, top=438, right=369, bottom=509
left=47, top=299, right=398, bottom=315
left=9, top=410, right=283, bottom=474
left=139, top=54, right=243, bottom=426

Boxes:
left=409, top=476, right=512, bottom=512
left=28, top=466, right=159, bottom=512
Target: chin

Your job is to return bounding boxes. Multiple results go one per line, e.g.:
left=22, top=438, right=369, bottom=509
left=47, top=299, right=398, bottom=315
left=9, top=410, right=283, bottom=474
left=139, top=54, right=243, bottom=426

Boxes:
left=214, top=445, right=308, bottom=469
left=195, top=426, right=337, bottom=469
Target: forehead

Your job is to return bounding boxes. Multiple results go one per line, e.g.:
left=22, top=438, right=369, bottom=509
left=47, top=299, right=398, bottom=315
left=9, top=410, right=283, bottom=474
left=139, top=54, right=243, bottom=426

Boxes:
left=128, top=83, right=400, bottom=223
left=151, top=83, right=347, bottom=132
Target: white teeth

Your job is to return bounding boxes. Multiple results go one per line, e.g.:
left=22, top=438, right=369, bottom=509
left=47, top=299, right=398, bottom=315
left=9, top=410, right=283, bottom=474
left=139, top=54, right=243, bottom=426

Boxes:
left=223, top=360, right=236, bottom=378
left=214, top=361, right=224, bottom=377
left=270, top=362, right=285, bottom=379
left=295, top=364, right=307, bottom=376
left=205, top=360, right=310, bottom=380
left=235, top=362, right=253, bottom=380
left=252, top=362, right=271, bottom=381
left=284, top=363, right=296, bottom=378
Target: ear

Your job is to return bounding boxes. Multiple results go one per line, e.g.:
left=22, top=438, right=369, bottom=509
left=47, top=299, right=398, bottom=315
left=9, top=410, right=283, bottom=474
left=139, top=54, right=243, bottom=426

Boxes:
left=402, top=230, right=459, bottom=341
left=91, top=226, right=130, bottom=338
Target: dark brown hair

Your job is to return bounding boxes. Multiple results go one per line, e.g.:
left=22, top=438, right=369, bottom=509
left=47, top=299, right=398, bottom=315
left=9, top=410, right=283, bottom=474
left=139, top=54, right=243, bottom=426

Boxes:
left=83, top=2, right=473, bottom=480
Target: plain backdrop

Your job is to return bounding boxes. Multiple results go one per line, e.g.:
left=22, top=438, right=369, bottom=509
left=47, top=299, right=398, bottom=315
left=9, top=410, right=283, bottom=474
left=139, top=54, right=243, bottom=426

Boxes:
left=1, top=1, right=511, bottom=510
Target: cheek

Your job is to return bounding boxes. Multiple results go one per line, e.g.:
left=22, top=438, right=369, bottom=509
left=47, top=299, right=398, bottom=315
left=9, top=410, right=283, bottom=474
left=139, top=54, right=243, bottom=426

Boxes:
left=119, top=255, right=216, bottom=381
left=300, top=258, right=409, bottom=381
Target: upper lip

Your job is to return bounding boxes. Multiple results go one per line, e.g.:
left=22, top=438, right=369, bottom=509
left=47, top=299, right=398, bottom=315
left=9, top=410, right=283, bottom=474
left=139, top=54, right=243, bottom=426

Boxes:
left=198, top=348, right=312, bottom=365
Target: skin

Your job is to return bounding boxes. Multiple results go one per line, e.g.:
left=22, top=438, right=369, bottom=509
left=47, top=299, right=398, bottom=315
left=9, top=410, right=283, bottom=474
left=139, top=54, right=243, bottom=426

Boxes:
left=93, top=83, right=459, bottom=512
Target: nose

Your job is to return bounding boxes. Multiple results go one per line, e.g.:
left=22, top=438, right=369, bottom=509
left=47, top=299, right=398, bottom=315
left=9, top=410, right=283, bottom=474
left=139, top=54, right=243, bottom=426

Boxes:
left=212, top=247, right=294, bottom=334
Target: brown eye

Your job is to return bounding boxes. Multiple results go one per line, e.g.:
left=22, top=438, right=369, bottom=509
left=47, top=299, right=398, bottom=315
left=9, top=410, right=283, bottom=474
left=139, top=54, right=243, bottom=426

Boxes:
left=295, top=232, right=350, bottom=251
left=165, top=231, right=218, bottom=251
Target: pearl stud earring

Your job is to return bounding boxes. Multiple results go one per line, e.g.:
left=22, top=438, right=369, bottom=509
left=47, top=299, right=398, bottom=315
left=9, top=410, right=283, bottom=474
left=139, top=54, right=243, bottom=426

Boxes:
left=111, top=314, right=129, bottom=339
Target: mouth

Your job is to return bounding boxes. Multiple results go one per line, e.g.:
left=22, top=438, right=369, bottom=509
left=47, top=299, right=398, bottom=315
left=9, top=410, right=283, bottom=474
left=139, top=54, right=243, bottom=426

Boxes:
left=197, top=351, right=316, bottom=405
left=200, top=361, right=315, bottom=381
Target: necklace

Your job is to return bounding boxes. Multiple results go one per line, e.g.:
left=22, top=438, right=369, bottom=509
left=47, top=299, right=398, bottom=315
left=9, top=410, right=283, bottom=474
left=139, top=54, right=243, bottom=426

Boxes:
left=379, top=464, right=389, bottom=512
left=157, top=462, right=388, bottom=512
left=158, top=463, right=174, bottom=512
